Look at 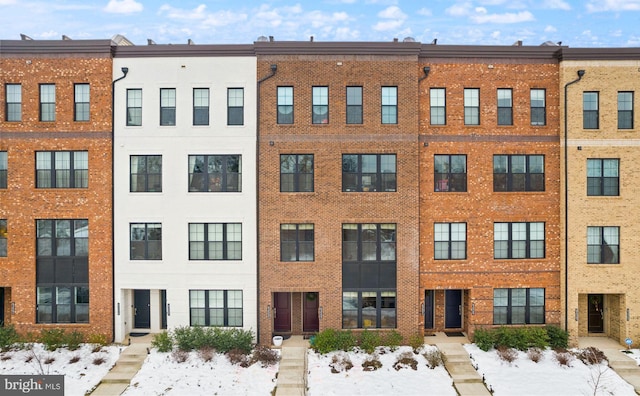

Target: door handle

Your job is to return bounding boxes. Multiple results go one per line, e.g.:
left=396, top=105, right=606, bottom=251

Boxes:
left=134, top=308, right=138, bottom=316
left=273, top=308, right=277, bottom=318
left=459, top=305, right=462, bottom=315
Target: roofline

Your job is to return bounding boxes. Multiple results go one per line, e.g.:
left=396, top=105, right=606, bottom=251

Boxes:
left=560, top=47, right=640, bottom=60
left=113, top=44, right=255, bottom=58
left=253, top=41, right=422, bottom=56
left=419, top=44, right=562, bottom=60
left=0, top=39, right=114, bottom=56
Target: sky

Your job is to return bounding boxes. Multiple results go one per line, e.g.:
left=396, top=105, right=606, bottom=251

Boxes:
left=1, top=0, right=640, bottom=47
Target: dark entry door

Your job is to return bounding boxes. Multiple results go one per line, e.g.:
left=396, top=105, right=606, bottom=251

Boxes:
left=424, top=290, right=434, bottom=329
left=0, top=288, right=4, bottom=326
left=588, top=294, right=604, bottom=333
left=445, top=290, right=462, bottom=328
left=273, top=292, right=291, bottom=332
left=303, top=292, right=319, bottom=332
left=134, top=289, right=151, bottom=329
left=160, top=290, right=167, bottom=329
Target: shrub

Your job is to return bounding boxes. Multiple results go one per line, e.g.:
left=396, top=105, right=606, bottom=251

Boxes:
left=171, top=349, right=189, bottom=363
left=92, top=357, right=106, bottom=365
left=87, top=333, right=109, bottom=347
left=496, top=346, right=518, bottom=364
left=335, top=331, right=357, bottom=352
left=44, top=357, right=55, bottom=365
left=473, top=328, right=495, bottom=352
left=215, top=328, right=254, bottom=354
left=0, top=354, right=11, bottom=361
left=527, top=347, right=543, bottom=363
left=313, top=329, right=357, bottom=354
left=407, top=333, right=424, bottom=353
left=152, top=331, right=173, bottom=353
left=362, top=355, right=383, bottom=371
left=170, top=327, right=253, bottom=354
left=251, top=345, right=279, bottom=367
left=576, top=346, right=607, bottom=365
left=393, top=351, right=418, bottom=371
left=69, top=355, right=81, bottom=364
left=384, top=330, right=403, bottom=351
left=0, top=325, right=21, bottom=351
left=172, top=326, right=201, bottom=351
left=40, top=329, right=66, bottom=351
left=423, top=348, right=446, bottom=369
left=329, top=353, right=353, bottom=373
left=198, top=346, right=215, bottom=362
left=358, top=330, right=382, bottom=354
left=554, top=350, right=574, bottom=367
left=65, top=331, right=84, bottom=351
left=227, top=348, right=250, bottom=367
left=474, top=327, right=549, bottom=351
left=545, top=325, right=569, bottom=349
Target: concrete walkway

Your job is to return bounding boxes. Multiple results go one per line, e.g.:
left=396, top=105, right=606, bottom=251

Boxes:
left=579, top=336, right=640, bottom=394
left=275, top=336, right=309, bottom=396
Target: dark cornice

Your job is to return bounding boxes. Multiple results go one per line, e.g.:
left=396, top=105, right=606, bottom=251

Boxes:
left=420, top=44, right=562, bottom=60
left=253, top=41, right=422, bottom=56
left=113, top=44, right=255, bottom=58
left=0, top=39, right=114, bottom=56
left=560, top=47, right=640, bottom=60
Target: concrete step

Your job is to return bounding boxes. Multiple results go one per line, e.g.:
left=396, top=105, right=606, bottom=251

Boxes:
left=454, top=382, right=492, bottom=396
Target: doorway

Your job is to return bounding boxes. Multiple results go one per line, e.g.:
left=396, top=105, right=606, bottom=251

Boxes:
left=424, top=290, right=434, bottom=329
left=0, top=288, right=4, bottom=326
left=588, top=294, right=604, bottom=333
left=134, top=289, right=151, bottom=329
left=445, top=290, right=462, bottom=329
left=303, top=292, right=319, bottom=332
left=273, top=292, right=291, bottom=333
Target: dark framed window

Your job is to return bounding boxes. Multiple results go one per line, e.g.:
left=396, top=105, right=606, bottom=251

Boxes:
left=189, top=223, right=241, bottom=260
left=36, top=219, right=88, bottom=257
left=342, top=154, right=396, bottom=192
left=342, top=223, right=396, bottom=262
left=37, top=286, right=89, bottom=324
left=280, top=154, right=313, bottom=192
left=530, top=89, right=546, bottom=126
left=430, top=88, right=445, bottom=125
left=281, top=224, right=314, bottom=261
left=74, top=83, right=90, bottom=121
left=39, top=84, right=56, bottom=122
left=193, top=88, right=209, bottom=126
left=227, top=88, right=244, bottom=125
left=0, top=151, right=6, bottom=189
left=160, top=88, right=176, bottom=126
left=312, top=86, right=328, bottom=124
left=494, top=222, right=545, bottom=259
left=587, top=159, right=619, bottom=196
left=277, top=86, right=293, bottom=124
left=434, top=154, right=466, bottom=192
left=0, top=219, right=6, bottom=257
left=434, top=223, right=466, bottom=260
left=130, top=223, right=162, bottom=260
left=497, top=88, right=512, bottom=125
left=618, top=92, right=633, bottom=129
left=587, top=226, right=619, bottom=264
left=493, top=288, right=544, bottom=325
left=5, top=83, right=22, bottom=121
left=190, top=290, right=242, bottom=327
left=583, top=92, right=599, bottom=129
left=493, top=155, right=544, bottom=192
left=342, top=291, right=396, bottom=329
left=188, top=155, right=241, bottom=192
left=381, top=86, right=397, bottom=124
left=346, top=86, right=363, bottom=124
left=464, top=88, right=479, bottom=125
left=126, top=89, right=142, bottom=126
left=36, top=151, right=88, bottom=188
left=130, top=155, right=162, bottom=192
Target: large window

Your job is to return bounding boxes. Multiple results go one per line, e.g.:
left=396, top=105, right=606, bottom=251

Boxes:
left=37, top=286, right=89, bottom=324
left=36, top=151, right=88, bottom=188
left=193, top=88, right=209, bottom=126
left=381, top=86, right=397, bottom=124
left=430, top=88, right=445, bottom=125
left=493, top=288, right=544, bottom=325
left=530, top=89, right=546, bottom=126
left=342, top=291, right=396, bottom=329
left=281, top=224, right=314, bottom=262
left=190, top=290, right=243, bottom=327
left=40, top=84, right=56, bottom=122
left=618, top=92, right=633, bottom=129
left=188, top=155, right=241, bottom=192
left=160, top=88, right=176, bottom=126
left=277, top=86, right=293, bottom=124
left=434, top=154, right=466, bottom=192
left=189, top=223, right=241, bottom=260
left=127, top=89, right=142, bottom=126
left=130, top=155, right=162, bottom=192
left=434, top=223, right=466, bottom=260
left=130, top=223, right=162, bottom=260
left=227, top=88, right=244, bottom=125
left=497, top=89, right=513, bottom=125
left=583, top=92, right=599, bottom=129
left=464, top=88, right=479, bottom=125
left=0, top=219, right=6, bottom=257
left=5, top=83, right=21, bottom=121
left=587, top=226, right=619, bottom=264
left=493, top=155, right=544, bottom=192
left=74, top=84, right=90, bottom=121
left=346, top=86, right=363, bottom=124
left=494, top=222, right=545, bottom=259
left=312, top=86, right=329, bottom=124
left=0, top=151, right=6, bottom=189
left=342, top=154, right=396, bottom=192
left=587, top=159, right=619, bottom=196
left=343, top=223, right=396, bottom=262
left=36, top=219, right=88, bottom=257
left=280, top=154, right=313, bottom=192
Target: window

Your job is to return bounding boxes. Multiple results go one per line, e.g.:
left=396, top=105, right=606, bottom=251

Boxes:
left=497, top=89, right=512, bottom=125
left=342, top=154, right=396, bottom=192
left=530, top=89, right=546, bottom=126
left=74, top=84, right=90, bottom=121
left=36, top=219, right=88, bottom=257
left=189, top=223, right=241, bottom=260
left=36, top=151, right=88, bottom=188
left=5, top=83, right=21, bottom=121
left=587, top=226, right=619, bottom=264
left=193, top=88, right=209, bottom=126
left=430, top=88, right=445, bottom=125
left=587, top=159, right=619, bottom=196
left=0, top=219, right=6, bottom=257
left=493, top=288, right=544, bottom=325
left=312, top=86, right=328, bottom=124
left=343, top=223, right=396, bottom=262
left=342, top=291, right=396, bottom=329
left=280, top=154, right=313, bottom=192
left=381, top=86, right=397, bottom=124
left=160, top=88, right=176, bottom=126
left=227, top=88, right=244, bottom=125
left=0, top=151, right=6, bottom=189
left=188, top=155, right=241, bottom=192
left=618, top=92, right=633, bottom=129
left=346, top=86, right=363, bottom=124
left=130, top=155, right=162, bottom=192
left=464, top=88, right=479, bottom=125
left=281, top=224, right=314, bottom=261
left=434, top=223, right=466, bottom=260
left=583, top=92, right=599, bottom=129
left=277, top=86, right=293, bottom=124
left=493, top=155, right=544, bottom=192
left=37, top=286, right=89, bottom=324
left=494, top=222, right=545, bottom=259
left=40, top=84, right=55, bottom=121
left=434, top=154, right=466, bottom=192
left=127, top=89, right=142, bottom=126
left=130, top=223, right=162, bottom=260
left=190, top=290, right=242, bottom=327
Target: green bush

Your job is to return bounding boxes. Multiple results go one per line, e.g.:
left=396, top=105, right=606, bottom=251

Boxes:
left=86, top=333, right=109, bottom=346
left=151, top=331, right=173, bottom=352
left=407, top=333, right=424, bottom=352
left=65, top=331, right=84, bottom=351
left=171, top=326, right=253, bottom=354
left=474, top=326, right=553, bottom=351
left=312, top=329, right=338, bottom=354
left=358, top=330, right=382, bottom=353
left=545, top=325, right=569, bottom=349
left=40, top=328, right=67, bottom=351
left=473, top=328, right=495, bottom=351
left=0, top=325, right=21, bottom=351
left=335, top=330, right=357, bottom=352
left=384, top=330, right=403, bottom=351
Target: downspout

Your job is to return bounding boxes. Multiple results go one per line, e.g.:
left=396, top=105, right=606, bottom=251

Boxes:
left=418, top=65, right=430, bottom=328
left=563, top=69, right=585, bottom=332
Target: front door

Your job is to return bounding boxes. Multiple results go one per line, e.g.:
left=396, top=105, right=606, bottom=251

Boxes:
left=160, top=290, right=167, bottom=329
left=588, top=294, right=604, bottom=333
left=134, top=289, right=151, bottom=329
left=273, top=292, right=291, bottom=333
left=0, top=288, right=4, bottom=326
left=445, top=290, right=462, bottom=329
left=424, top=290, right=434, bottom=329
left=303, top=292, right=319, bottom=332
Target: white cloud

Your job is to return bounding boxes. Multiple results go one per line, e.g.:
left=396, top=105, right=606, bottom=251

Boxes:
left=39, top=30, right=58, bottom=38
left=470, top=9, right=535, bottom=24
left=544, top=25, right=557, bottom=32
left=446, top=2, right=473, bottom=17
left=0, top=0, right=17, bottom=4
left=491, top=30, right=501, bottom=39
left=373, top=5, right=407, bottom=31
left=202, top=11, right=248, bottom=28
left=103, top=0, right=143, bottom=14
left=334, top=27, right=360, bottom=40
left=541, top=0, right=571, bottom=10
left=158, top=4, right=208, bottom=20
left=587, top=0, right=640, bottom=12
left=378, top=5, right=406, bottom=19
left=417, top=8, right=432, bottom=16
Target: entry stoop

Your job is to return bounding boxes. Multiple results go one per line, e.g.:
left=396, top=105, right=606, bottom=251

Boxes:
left=275, top=345, right=308, bottom=396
